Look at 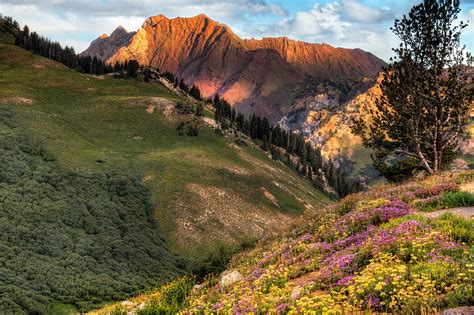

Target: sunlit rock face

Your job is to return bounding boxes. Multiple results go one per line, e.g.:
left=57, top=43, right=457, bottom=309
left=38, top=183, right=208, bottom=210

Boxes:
left=82, top=14, right=386, bottom=123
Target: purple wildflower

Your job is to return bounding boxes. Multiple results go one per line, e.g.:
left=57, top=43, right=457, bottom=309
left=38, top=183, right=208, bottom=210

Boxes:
left=336, top=275, right=354, bottom=286
left=276, top=303, right=290, bottom=314
left=366, top=294, right=381, bottom=309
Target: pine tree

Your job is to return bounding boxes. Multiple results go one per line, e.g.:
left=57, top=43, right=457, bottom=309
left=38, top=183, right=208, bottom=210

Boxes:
left=189, top=85, right=202, bottom=100
left=352, top=0, right=473, bottom=179
left=195, top=103, right=204, bottom=117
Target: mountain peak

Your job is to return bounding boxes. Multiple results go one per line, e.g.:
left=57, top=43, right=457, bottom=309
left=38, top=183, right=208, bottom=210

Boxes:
left=111, top=25, right=127, bottom=36
left=194, top=13, right=211, bottom=20
left=84, top=13, right=386, bottom=122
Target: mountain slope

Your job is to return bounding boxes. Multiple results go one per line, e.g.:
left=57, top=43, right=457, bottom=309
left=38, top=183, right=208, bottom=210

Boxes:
left=0, top=34, right=330, bottom=312
left=81, top=25, right=135, bottom=61
left=92, top=171, right=474, bottom=314
left=82, top=14, right=386, bottom=123
left=287, top=73, right=474, bottom=182
left=244, top=37, right=383, bottom=80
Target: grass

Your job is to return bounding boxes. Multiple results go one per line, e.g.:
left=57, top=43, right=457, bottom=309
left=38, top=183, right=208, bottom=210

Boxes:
left=89, top=277, right=196, bottom=315
left=0, top=109, right=184, bottom=313
left=0, top=41, right=330, bottom=256
left=414, top=191, right=474, bottom=212
left=91, top=171, right=474, bottom=314
left=0, top=38, right=331, bottom=312
left=440, top=191, right=474, bottom=208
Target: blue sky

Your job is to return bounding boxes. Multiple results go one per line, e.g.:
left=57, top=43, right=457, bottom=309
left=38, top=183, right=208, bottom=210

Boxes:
left=1, top=0, right=473, bottom=61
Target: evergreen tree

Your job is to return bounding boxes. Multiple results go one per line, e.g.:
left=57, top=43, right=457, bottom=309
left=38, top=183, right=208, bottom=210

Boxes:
left=352, top=0, right=473, bottom=179
left=189, top=85, right=202, bottom=100
left=195, top=103, right=204, bottom=117
left=213, top=94, right=220, bottom=105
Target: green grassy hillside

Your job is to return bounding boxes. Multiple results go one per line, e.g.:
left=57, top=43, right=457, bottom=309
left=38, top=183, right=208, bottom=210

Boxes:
left=0, top=109, right=183, bottom=313
left=0, top=35, right=330, bottom=312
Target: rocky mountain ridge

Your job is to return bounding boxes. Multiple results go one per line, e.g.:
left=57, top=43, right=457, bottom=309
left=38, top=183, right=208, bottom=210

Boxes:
left=82, top=14, right=386, bottom=123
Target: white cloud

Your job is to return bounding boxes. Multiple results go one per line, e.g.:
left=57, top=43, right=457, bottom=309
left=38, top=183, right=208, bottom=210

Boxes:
left=1, top=0, right=472, bottom=60
left=341, top=0, right=393, bottom=23
left=1, top=0, right=287, bottom=52
left=253, top=1, right=397, bottom=59
left=285, top=3, right=349, bottom=39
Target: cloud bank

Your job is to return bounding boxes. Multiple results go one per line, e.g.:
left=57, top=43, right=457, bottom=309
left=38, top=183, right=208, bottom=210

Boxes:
left=1, top=0, right=472, bottom=61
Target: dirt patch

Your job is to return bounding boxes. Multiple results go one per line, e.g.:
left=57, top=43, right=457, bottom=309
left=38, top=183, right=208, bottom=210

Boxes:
left=171, top=183, right=293, bottom=248
left=417, top=207, right=473, bottom=220
left=146, top=105, right=155, bottom=114
left=225, top=166, right=249, bottom=176
left=460, top=182, right=474, bottom=193
left=147, top=97, right=176, bottom=117
left=229, top=143, right=242, bottom=150
left=443, top=306, right=474, bottom=315
left=32, top=58, right=66, bottom=70
left=142, top=174, right=155, bottom=183
left=203, top=117, right=219, bottom=128
left=0, top=96, right=34, bottom=106
left=131, top=135, right=143, bottom=141
left=261, top=187, right=279, bottom=207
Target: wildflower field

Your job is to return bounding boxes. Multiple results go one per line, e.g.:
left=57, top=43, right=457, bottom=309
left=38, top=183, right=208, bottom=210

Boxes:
left=93, top=171, right=474, bottom=314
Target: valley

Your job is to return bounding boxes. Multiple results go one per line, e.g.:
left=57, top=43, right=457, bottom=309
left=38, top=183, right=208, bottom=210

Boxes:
left=0, top=31, right=330, bottom=313
left=0, top=0, right=473, bottom=313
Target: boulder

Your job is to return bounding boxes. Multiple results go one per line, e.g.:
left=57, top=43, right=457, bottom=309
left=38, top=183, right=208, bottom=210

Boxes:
left=220, top=270, right=243, bottom=291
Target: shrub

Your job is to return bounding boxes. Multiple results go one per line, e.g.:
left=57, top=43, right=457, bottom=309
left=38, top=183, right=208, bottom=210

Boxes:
left=440, top=191, right=474, bottom=208
left=138, top=277, right=195, bottom=314
left=0, top=111, right=185, bottom=313
left=454, top=171, right=474, bottom=184
left=336, top=195, right=358, bottom=215
left=414, top=183, right=458, bottom=198
left=187, top=122, right=199, bottom=136
left=433, top=213, right=474, bottom=244
left=335, top=201, right=411, bottom=235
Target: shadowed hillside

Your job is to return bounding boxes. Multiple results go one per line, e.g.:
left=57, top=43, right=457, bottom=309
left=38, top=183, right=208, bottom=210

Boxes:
left=0, top=31, right=331, bottom=313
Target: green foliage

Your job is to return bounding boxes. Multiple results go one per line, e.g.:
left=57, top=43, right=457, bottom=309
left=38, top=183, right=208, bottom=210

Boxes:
left=433, top=213, right=474, bottom=244
left=186, top=122, right=199, bottom=137
left=335, top=195, right=358, bottom=215
left=352, top=0, right=473, bottom=179
left=137, top=277, right=195, bottom=315
left=190, top=241, right=255, bottom=279
left=213, top=96, right=363, bottom=198
left=0, top=110, right=184, bottom=313
left=455, top=171, right=474, bottom=184
left=415, top=191, right=474, bottom=211
left=0, top=38, right=331, bottom=313
left=189, top=85, right=202, bottom=101
left=441, top=191, right=474, bottom=208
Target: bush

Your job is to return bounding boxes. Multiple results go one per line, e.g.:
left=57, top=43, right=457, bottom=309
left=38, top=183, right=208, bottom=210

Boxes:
left=441, top=191, right=474, bottom=208
left=138, top=277, right=195, bottom=315
left=433, top=213, right=474, bottom=244
left=187, top=122, right=199, bottom=136
left=0, top=111, right=185, bottom=313
left=336, top=195, right=358, bottom=215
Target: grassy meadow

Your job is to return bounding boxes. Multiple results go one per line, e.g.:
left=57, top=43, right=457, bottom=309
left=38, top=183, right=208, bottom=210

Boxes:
left=0, top=36, right=330, bottom=312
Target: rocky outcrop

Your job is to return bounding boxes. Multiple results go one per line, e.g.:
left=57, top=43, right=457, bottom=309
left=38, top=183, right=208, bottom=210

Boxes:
left=244, top=37, right=386, bottom=80
left=82, top=14, right=386, bottom=123
left=81, top=25, right=135, bottom=61
left=220, top=270, right=243, bottom=291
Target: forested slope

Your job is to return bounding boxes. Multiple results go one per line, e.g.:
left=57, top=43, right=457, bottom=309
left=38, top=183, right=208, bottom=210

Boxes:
left=0, top=110, right=184, bottom=313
